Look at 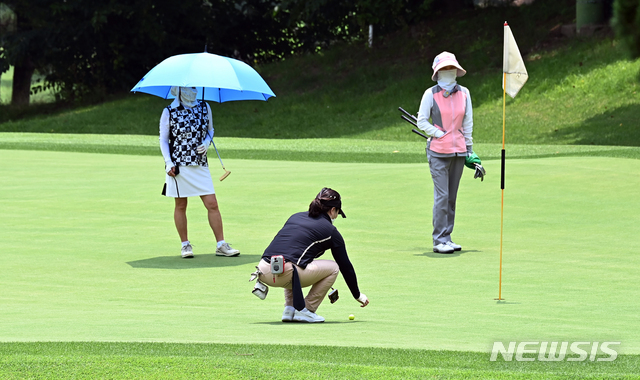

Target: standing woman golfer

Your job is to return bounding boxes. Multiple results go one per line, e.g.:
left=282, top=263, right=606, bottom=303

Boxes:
left=159, top=86, right=240, bottom=258
left=417, top=51, right=474, bottom=254
left=256, top=188, right=369, bottom=323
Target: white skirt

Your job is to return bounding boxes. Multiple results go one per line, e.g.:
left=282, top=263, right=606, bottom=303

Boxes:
left=164, top=165, right=215, bottom=198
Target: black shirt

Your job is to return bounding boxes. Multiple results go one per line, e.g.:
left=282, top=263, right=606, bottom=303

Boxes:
left=262, top=212, right=360, bottom=299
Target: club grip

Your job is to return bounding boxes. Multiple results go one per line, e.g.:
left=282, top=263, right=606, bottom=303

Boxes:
left=398, top=107, right=417, bottom=121
left=401, top=114, right=417, bottom=127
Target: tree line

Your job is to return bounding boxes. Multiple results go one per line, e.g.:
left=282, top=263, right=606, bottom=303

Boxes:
left=1, top=0, right=638, bottom=106
left=2, top=0, right=472, bottom=105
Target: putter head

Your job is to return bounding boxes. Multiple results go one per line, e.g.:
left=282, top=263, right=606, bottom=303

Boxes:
left=219, top=170, right=231, bottom=181
left=474, top=163, right=486, bottom=181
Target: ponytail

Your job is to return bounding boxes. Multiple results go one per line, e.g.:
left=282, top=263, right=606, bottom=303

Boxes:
left=308, top=198, right=327, bottom=218
left=308, top=187, right=341, bottom=218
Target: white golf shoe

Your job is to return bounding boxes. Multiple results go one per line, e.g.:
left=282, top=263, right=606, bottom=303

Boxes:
left=293, top=308, right=325, bottom=323
left=445, top=241, right=462, bottom=251
left=282, top=306, right=295, bottom=322
left=433, top=243, right=455, bottom=254
left=181, top=243, right=194, bottom=258
left=216, top=242, right=240, bottom=257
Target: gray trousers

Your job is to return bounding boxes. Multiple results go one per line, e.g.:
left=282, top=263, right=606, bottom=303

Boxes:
left=428, top=153, right=465, bottom=245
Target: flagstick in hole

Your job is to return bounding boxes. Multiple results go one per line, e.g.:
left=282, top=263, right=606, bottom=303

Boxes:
left=497, top=21, right=529, bottom=300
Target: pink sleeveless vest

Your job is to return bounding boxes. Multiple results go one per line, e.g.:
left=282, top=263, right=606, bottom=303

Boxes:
left=429, top=88, right=467, bottom=155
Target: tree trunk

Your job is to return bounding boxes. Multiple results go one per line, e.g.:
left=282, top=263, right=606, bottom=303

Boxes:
left=11, top=62, right=34, bottom=106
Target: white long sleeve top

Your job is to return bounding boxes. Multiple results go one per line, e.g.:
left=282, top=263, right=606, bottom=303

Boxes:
left=159, top=98, right=214, bottom=168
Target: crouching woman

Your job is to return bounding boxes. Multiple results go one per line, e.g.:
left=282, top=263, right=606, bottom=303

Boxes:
left=257, top=188, right=369, bottom=323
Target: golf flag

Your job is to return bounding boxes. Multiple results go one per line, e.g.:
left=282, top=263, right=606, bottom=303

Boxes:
left=497, top=21, right=529, bottom=301
left=503, top=22, right=528, bottom=98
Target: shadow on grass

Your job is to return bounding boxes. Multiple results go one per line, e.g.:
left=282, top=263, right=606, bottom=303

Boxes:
left=418, top=249, right=479, bottom=258
left=553, top=104, right=640, bottom=146
left=253, top=321, right=360, bottom=325
left=495, top=300, right=521, bottom=305
left=126, top=254, right=261, bottom=269
left=501, top=149, right=640, bottom=160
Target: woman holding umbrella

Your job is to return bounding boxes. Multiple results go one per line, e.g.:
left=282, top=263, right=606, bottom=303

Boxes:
left=159, top=86, right=240, bottom=258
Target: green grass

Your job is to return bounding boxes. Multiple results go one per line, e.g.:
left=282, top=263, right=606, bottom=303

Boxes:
left=1, top=134, right=640, bottom=163
left=1, top=1, right=639, bottom=378
left=1, top=149, right=640, bottom=378
left=1, top=1, right=639, bottom=148
left=2, top=342, right=639, bottom=379
left=0, top=66, right=10, bottom=104
left=2, top=35, right=639, bottom=147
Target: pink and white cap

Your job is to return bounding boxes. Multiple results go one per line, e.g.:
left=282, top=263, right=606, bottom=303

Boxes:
left=431, top=51, right=466, bottom=81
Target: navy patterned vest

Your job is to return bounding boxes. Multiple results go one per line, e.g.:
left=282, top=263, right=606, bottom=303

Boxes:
left=167, top=101, right=209, bottom=167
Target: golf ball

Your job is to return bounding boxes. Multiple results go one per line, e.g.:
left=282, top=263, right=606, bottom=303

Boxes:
left=349, top=314, right=355, bottom=320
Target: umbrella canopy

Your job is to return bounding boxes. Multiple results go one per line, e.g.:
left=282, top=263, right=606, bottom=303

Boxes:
left=130, top=52, right=275, bottom=102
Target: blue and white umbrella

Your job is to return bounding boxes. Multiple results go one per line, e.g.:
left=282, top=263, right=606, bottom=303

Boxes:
left=130, top=52, right=276, bottom=102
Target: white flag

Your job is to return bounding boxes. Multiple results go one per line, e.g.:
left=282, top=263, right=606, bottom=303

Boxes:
left=503, top=22, right=528, bottom=98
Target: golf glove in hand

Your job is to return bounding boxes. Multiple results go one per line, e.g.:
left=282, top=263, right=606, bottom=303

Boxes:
left=199, top=128, right=214, bottom=155
left=165, top=162, right=175, bottom=174
left=474, top=163, right=486, bottom=181
left=357, top=293, right=369, bottom=307
left=197, top=143, right=208, bottom=155
left=465, top=152, right=482, bottom=169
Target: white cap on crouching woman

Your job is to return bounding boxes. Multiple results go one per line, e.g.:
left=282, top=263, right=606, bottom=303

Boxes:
left=431, top=51, right=466, bottom=81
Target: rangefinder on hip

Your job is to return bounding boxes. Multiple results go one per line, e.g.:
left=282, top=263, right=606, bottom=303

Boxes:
left=270, top=255, right=284, bottom=275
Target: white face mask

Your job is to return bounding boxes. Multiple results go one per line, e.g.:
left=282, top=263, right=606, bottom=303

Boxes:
left=330, top=208, right=338, bottom=224
left=179, top=87, right=198, bottom=106
left=437, top=69, right=457, bottom=92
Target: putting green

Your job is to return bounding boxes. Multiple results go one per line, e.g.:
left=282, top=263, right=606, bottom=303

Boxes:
left=1, top=150, right=638, bottom=353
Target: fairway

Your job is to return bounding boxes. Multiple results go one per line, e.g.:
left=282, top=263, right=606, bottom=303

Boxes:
left=1, top=149, right=638, bottom=355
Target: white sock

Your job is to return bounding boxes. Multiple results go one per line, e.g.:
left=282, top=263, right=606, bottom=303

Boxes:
left=181, top=241, right=190, bottom=247
left=216, top=240, right=226, bottom=248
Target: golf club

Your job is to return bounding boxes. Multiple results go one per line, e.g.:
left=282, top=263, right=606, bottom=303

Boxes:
left=211, top=140, right=231, bottom=181
left=411, top=128, right=429, bottom=140
left=398, top=107, right=429, bottom=140
left=398, top=111, right=429, bottom=140
left=401, top=114, right=418, bottom=127
left=398, top=107, right=417, bottom=122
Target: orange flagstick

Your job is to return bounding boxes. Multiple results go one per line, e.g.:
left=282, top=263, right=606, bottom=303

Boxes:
left=497, top=21, right=528, bottom=300
left=496, top=72, right=506, bottom=301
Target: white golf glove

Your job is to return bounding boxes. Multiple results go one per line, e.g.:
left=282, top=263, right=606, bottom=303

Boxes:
left=198, top=127, right=214, bottom=155
left=197, top=143, right=208, bottom=155
left=357, top=293, right=369, bottom=307
left=165, top=161, right=175, bottom=174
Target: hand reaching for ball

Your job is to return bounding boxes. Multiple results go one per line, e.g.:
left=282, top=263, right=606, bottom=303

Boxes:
left=357, top=293, right=369, bottom=307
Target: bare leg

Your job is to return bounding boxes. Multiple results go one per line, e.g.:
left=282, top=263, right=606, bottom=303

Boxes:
left=201, top=193, right=223, bottom=242
left=174, top=197, right=188, bottom=242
